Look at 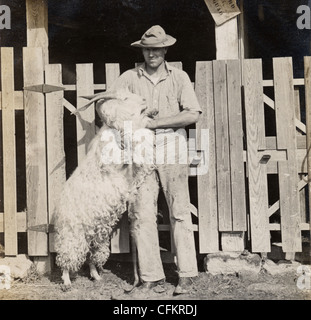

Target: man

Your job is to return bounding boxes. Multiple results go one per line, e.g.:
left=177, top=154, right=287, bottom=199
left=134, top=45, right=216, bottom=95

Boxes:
left=112, top=25, right=202, bottom=296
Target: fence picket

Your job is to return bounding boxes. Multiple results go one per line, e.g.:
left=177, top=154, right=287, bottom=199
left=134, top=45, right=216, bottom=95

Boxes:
left=294, top=88, right=307, bottom=224
left=213, top=60, right=232, bottom=232
left=304, top=56, right=311, bottom=244
left=76, top=64, right=95, bottom=164
left=105, top=63, right=120, bottom=89
left=195, top=61, right=219, bottom=253
left=244, top=59, right=270, bottom=252
left=227, top=60, right=247, bottom=231
left=104, top=63, right=130, bottom=254
left=1, top=47, right=18, bottom=256
left=273, top=57, right=301, bottom=253
left=23, top=47, right=48, bottom=256
left=45, top=64, right=66, bottom=253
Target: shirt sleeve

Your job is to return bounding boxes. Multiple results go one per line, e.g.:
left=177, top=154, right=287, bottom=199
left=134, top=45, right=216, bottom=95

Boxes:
left=179, top=72, right=202, bottom=113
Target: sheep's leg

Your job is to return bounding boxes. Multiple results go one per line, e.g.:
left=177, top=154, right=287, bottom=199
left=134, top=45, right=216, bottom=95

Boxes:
left=89, top=263, right=102, bottom=281
left=61, top=269, right=71, bottom=286
left=89, top=242, right=110, bottom=279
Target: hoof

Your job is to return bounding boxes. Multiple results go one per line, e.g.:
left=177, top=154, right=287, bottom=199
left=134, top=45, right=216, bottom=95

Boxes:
left=89, top=263, right=102, bottom=282
left=91, top=274, right=102, bottom=282
left=61, top=270, right=71, bottom=288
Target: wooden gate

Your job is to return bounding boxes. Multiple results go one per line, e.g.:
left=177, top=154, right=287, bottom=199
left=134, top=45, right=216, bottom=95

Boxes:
left=0, top=46, right=310, bottom=260
left=244, top=57, right=310, bottom=255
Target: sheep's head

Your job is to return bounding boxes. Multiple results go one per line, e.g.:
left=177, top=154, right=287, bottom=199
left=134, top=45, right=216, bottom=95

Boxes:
left=96, top=90, right=149, bottom=132
left=78, top=89, right=151, bottom=132
left=80, top=90, right=156, bottom=168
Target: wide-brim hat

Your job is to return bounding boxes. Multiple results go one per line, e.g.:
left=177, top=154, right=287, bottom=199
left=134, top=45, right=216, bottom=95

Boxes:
left=131, top=25, right=176, bottom=48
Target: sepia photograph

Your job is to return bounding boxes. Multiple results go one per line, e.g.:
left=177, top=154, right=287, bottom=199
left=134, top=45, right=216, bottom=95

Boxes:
left=0, top=0, right=310, bottom=307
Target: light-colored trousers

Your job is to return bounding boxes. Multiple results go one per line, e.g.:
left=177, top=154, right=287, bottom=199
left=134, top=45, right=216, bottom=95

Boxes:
left=129, top=163, right=198, bottom=282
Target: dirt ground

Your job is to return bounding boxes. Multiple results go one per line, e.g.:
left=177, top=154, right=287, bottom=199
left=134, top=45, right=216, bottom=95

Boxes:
left=0, top=255, right=310, bottom=301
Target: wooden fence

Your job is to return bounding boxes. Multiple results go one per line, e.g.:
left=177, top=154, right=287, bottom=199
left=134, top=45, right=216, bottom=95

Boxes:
left=0, top=46, right=310, bottom=260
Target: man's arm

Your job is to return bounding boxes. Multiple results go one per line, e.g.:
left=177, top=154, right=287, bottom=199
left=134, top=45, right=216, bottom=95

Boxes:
left=146, top=110, right=200, bottom=129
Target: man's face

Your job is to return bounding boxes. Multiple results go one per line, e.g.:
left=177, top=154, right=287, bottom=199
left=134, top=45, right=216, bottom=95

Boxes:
left=142, top=47, right=167, bottom=69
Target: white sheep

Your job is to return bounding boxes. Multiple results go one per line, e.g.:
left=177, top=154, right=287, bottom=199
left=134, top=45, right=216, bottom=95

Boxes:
left=54, top=90, right=155, bottom=288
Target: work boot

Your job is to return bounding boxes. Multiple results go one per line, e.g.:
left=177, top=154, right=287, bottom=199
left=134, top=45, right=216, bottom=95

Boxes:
left=173, top=277, right=194, bottom=295
left=137, top=279, right=166, bottom=293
